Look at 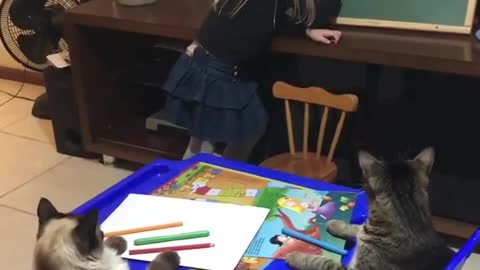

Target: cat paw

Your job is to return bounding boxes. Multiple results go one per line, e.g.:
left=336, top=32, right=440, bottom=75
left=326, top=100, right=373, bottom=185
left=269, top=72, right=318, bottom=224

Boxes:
left=327, top=219, right=360, bottom=240
left=158, top=251, right=180, bottom=266
left=104, top=236, right=128, bottom=255
left=148, top=252, right=180, bottom=270
left=285, top=251, right=305, bottom=268
left=326, top=219, right=347, bottom=234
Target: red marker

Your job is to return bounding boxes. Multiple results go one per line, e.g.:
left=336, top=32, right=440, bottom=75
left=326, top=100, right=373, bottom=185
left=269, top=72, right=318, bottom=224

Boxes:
left=129, top=243, right=215, bottom=255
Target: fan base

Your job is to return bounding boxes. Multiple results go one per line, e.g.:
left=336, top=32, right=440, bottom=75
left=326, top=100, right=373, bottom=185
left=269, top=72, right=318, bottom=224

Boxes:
left=32, top=93, right=51, bottom=120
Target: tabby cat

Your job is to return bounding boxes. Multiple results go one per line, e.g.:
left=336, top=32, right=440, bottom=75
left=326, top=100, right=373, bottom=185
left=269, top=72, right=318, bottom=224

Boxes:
left=34, top=198, right=180, bottom=270
left=286, top=148, right=455, bottom=270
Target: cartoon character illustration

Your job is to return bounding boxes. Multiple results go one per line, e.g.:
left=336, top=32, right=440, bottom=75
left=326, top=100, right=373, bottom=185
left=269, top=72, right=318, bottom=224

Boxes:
left=315, top=202, right=337, bottom=219
left=203, top=172, right=216, bottom=179
left=277, top=196, right=337, bottom=220
left=190, top=178, right=210, bottom=193
left=277, top=197, right=307, bottom=214
left=170, top=183, right=180, bottom=191
left=235, top=257, right=264, bottom=270
left=270, top=209, right=323, bottom=259
left=194, top=185, right=212, bottom=195
left=270, top=234, right=291, bottom=246
left=245, top=189, right=258, bottom=197
left=189, top=176, right=256, bottom=197
left=178, top=184, right=190, bottom=192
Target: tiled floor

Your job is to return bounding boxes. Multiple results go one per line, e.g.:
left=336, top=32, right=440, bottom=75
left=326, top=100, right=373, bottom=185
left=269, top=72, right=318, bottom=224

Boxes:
left=0, top=79, right=478, bottom=269
left=0, top=80, right=132, bottom=269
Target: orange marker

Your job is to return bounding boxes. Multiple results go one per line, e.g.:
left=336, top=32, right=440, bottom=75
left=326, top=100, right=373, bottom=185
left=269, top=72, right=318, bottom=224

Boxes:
left=104, top=221, right=183, bottom=238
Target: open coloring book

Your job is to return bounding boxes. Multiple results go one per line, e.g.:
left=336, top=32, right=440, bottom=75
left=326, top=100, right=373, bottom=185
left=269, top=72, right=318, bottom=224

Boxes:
left=152, top=162, right=358, bottom=269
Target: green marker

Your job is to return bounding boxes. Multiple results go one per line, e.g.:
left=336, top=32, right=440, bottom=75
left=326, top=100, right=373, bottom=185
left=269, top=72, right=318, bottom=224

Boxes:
left=134, top=230, right=210, bottom=246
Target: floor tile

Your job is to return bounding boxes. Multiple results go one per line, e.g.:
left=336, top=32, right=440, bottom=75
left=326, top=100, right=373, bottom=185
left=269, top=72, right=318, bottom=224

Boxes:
left=3, top=115, right=55, bottom=144
left=0, top=206, right=36, bottom=270
left=451, top=248, right=479, bottom=270
left=18, top=83, right=45, bottom=100
left=463, top=252, right=480, bottom=270
left=0, top=157, right=132, bottom=214
left=0, top=78, right=45, bottom=100
left=0, top=98, right=32, bottom=129
left=0, top=133, right=66, bottom=197
left=0, top=78, right=24, bottom=96
left=0, top=92, right=10, bottom=104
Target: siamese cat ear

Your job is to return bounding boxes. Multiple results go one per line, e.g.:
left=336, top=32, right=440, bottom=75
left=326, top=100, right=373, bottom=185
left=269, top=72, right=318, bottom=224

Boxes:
left=37, top=198, right=60, bottom=226
left=413, top=147, right=435, bottom=175
left=73, top=209, right=101, bottom=255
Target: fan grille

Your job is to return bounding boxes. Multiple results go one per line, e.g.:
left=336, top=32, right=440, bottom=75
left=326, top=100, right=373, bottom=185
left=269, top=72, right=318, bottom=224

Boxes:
left=0, top=0, right=78, bottom=71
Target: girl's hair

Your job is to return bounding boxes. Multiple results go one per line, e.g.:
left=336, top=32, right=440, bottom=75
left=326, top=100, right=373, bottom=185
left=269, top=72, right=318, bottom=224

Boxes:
left=213, top=0, right=317, bottom=26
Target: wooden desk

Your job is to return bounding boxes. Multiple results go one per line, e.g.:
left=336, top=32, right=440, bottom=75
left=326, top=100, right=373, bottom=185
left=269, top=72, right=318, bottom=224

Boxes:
left=65, top=0, right=479, bottom=240
left=66, top=0, right=480, bottom=76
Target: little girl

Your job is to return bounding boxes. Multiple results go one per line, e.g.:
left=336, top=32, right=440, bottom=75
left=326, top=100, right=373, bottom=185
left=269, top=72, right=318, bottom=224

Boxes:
left=163, top=0, right=342, bottom=161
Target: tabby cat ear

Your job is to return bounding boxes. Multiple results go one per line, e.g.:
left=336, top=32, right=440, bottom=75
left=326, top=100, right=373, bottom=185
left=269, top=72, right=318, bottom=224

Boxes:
left=413, top=147, right=435, bottom=175
left=37, top=198, right=60, bottom=226
left=358, top=150, right=380, bottom=177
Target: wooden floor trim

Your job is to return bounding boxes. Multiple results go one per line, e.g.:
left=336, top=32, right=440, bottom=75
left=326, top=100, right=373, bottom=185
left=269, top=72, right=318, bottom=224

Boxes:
left=0, top=66, right=44, bottom=85
left=433, top=216, right=479, bottom=240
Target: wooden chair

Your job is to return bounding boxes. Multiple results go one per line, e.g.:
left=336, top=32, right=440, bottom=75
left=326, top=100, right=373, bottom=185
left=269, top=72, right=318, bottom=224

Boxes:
left=260, top=82, right=359, bottom=182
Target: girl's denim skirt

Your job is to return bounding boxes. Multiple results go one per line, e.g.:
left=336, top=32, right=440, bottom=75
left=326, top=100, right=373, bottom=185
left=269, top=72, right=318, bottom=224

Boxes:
left=163, top=45, right=268, bottom=143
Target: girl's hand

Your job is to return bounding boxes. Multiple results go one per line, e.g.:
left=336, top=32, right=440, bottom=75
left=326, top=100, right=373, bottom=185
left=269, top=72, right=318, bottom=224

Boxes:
left=306, top=29, right=342, bottom=45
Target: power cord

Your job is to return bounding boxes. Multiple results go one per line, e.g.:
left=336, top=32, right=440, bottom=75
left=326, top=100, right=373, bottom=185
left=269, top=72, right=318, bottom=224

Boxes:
left=0, top=68, right=33, bottom=108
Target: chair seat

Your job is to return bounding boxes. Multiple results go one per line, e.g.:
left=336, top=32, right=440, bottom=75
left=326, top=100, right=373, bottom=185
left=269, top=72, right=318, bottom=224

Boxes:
left=260, top=152, right=338, bottom=182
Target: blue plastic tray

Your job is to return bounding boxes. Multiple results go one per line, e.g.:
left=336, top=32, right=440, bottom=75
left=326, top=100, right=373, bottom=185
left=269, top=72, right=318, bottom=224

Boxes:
left=445, top=228, right=480, bottom=270
left=72, top=153, right=479, bottom=270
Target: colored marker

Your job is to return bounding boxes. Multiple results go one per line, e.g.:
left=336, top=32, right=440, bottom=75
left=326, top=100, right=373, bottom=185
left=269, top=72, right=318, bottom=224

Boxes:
left=129, top=243, right=215, bottom=255
left=134, top=230, right=210, bottom=246
left=281, top=228, right=348, bottom=256
left=104, top=221, right=183, bottom=238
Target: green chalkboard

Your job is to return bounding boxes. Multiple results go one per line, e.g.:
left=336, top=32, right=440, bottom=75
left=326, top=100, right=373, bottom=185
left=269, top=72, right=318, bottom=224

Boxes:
left=336, top=0, right=477, bottom=33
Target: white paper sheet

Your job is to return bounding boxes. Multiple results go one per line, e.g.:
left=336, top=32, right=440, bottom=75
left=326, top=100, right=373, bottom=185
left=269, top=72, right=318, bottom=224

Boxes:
left=101, top=194, right=270, bottom=270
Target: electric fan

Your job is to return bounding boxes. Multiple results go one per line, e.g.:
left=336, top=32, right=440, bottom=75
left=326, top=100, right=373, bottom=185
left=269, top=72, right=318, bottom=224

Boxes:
left=0, top=0, right=80, bottom=118
left=0, top=0, right=99, bottom=159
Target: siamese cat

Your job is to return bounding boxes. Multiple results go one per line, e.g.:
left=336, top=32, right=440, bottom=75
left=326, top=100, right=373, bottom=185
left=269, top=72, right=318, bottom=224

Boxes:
left=34, top=198, right=180, bottom=270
